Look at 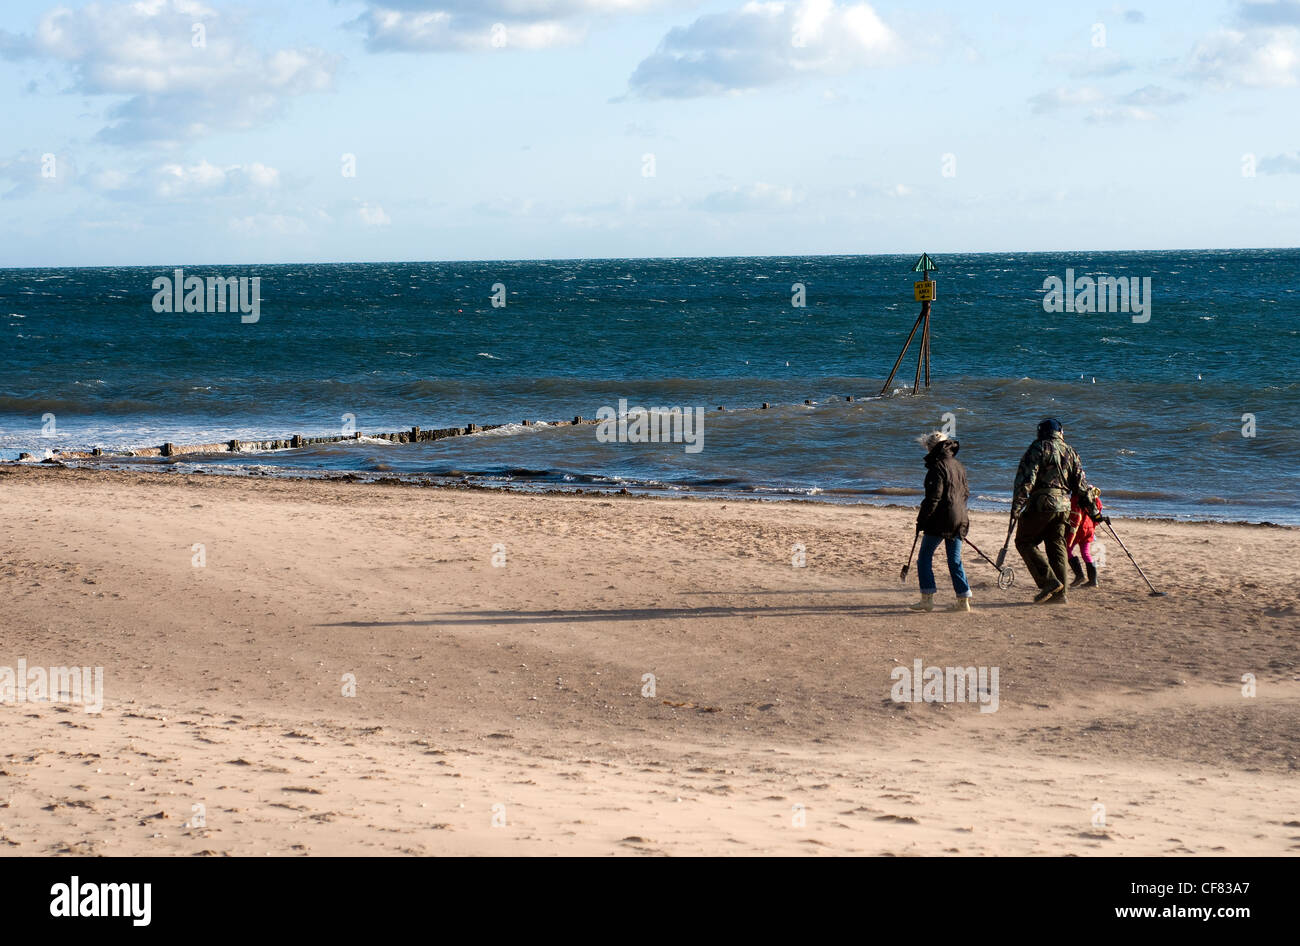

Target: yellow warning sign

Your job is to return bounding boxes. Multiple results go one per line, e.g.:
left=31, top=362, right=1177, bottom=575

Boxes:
left=913, top=281, right=936, bottom=302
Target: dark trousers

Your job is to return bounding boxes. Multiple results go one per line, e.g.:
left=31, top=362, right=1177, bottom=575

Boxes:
left=1016, top=504, right=1070, bottom=591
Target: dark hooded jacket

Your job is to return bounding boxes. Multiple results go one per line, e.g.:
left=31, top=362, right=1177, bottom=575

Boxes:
left=917, top=439, right=970, bottom=538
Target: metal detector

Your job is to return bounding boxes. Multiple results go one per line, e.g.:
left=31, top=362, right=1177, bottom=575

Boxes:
left=899, top=532, right=921, bottom=583
left=963, top=536, right=1017, bottom=590
left=1100, top=517, right=1167, bottom=597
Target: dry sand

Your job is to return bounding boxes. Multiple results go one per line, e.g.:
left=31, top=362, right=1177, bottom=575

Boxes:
left=1, top=465, right=1297, bottom=856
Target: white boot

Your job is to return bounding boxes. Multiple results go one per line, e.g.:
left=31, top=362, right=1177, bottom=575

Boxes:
left=908, top=593, right=935, bottom=612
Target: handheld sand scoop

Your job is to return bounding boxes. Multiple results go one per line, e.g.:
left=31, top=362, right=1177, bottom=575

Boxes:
left=1099, top=516, right=1167, bottom=597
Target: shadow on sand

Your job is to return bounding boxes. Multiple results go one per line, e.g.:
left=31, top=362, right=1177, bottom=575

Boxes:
left=319, top=594, right=1029, bottom=628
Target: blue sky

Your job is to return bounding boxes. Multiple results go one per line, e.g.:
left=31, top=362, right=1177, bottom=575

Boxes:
left=1, top=0, right=1298, bottom=265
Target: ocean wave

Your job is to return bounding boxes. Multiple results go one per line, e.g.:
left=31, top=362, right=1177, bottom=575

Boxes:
left=0, top=395, right=157, bottom=414
left=473, top=422, right=549, bottom=437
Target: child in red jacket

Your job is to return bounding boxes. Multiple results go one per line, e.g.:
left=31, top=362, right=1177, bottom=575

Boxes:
left=1067, top=487, right=1102, bottom=587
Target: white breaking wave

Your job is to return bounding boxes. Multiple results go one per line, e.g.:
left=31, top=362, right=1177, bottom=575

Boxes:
left=475, top=422, right=549, bottom=437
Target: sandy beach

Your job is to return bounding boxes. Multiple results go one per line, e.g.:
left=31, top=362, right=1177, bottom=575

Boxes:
left=1, top=465, right=1297, bottom=856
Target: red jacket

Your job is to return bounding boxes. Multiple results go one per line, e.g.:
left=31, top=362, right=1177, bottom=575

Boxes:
left=1068, top=494, right=1101, bottom=546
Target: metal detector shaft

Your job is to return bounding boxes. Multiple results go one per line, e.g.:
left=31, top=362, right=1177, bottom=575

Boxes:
left=1101, top=518, right=1165, bottom=596
left=961, top=536, right=1000, bottom=570
left=899, top=532, right=921, bottom=582
left=994, top=517, right=1016, bottom=569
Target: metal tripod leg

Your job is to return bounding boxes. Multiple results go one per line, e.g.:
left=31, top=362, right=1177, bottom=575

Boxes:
left=879, top=309, right=927, bottom=396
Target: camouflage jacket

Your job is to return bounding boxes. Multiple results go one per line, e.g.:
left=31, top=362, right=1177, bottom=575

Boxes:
left=1011, top=433, right=1094, bottom=518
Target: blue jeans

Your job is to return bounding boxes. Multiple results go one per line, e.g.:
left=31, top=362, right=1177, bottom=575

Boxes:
left=917, top=533, right=972, bottom=597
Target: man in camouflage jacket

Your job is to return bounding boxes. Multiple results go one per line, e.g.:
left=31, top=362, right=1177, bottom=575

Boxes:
left=1011, top=418, right=1100, bottom=604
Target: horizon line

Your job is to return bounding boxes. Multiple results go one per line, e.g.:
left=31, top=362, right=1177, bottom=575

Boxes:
left=3, top=244, right=1299, bottom=271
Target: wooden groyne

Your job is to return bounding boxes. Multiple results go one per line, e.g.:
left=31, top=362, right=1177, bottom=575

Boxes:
left=16, top=392, right=878, bottom=464
left=18, top=416, right=604, bottom=463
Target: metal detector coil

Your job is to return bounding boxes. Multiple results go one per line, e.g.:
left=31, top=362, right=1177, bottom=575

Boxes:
left=960, top=535, right=1016, bottom=591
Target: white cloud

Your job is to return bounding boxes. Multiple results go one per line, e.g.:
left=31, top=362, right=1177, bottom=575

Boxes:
left=356, top=1, right=674, bottom=53
left=1028, top=84, right=1174, bottom=122
left=0, top=0, right=339, bottom=146
left=1027, top=86, right=1105, bottom=113
left=694, top=182, right=804, bottom=212
left=1187, top=25, right=1300, bottom=88
left=1050, top=50, right=1135, bottom=78
left=1259, top=150, right=1300, bottom=173
left=358, top=202, right=392, bottom=226
left=0, top=150, right=76, bottom=198
left=625, top=0, right=903, bottom=99
left=156, top=160, right=281, bottom=197
left=81, top=160, right=282, bottom=200
left=157, top=159, right=228, bottom=196
left=244, top=162, right=281, bottom=189
left=1085, top=105, right=1157, bottom=123
left=89, top=168, right=130, bottom=192
left=473, top=196, right=539, bottom=217
left=1119, top=84, right=1189, bottom=106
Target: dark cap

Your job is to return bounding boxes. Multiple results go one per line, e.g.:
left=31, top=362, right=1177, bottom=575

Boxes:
left=1037, top=417, right=1063, bottom=439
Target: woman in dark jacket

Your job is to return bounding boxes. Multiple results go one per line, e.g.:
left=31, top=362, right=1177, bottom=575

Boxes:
left=908, top=431, right=974, bottom=612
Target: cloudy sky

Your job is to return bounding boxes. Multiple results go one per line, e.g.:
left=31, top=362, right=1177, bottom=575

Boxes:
left=1, top=0, right=1298, bottom=265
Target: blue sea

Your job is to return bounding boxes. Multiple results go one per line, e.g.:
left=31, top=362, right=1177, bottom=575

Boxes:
left=3, top=250, right=1297, bottom=524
